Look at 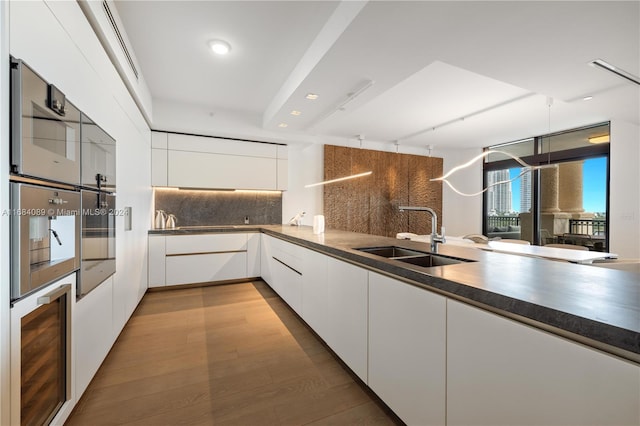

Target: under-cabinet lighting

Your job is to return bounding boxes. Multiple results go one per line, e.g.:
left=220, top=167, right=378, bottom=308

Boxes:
left=305, top=171, right=372, bottom=188
left=234, top=189, right=282, bottom=194
left=588, top=135, right=610, bottom=144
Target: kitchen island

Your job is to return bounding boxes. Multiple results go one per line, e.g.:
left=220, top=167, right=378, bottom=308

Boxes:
left=150, top=225, right=640, bottom=426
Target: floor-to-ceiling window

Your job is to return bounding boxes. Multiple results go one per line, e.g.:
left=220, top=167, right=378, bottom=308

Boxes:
left=483, top=123, right=610, bottom=251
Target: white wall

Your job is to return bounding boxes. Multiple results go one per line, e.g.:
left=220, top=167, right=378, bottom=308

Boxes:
left=440, top=148, right=484, bottom=236
left=0, top=1, right=10, bottom=423
left=609, top=119, right=640, bottom=259
left=4, top=0, right=152, bottom=421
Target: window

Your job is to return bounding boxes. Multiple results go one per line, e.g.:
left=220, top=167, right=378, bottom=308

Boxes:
left=483, top=123, right=610, bottom=251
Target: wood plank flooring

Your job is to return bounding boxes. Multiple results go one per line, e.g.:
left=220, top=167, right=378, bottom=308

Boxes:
left=66, top=281, right=401, bottom=425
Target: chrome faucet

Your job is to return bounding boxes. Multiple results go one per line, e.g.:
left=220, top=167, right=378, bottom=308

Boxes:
left=399, top=206, right=446, bottom=252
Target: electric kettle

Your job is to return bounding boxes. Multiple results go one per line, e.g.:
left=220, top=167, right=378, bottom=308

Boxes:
left=154, top=210, right=167, bottom=229
left=166, top=214, right=177, bottom=229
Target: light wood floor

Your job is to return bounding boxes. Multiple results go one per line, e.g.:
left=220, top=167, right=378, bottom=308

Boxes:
left=66, top=281, right=401, bottom=425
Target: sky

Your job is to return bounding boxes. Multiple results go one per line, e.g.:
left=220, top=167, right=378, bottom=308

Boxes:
left=509, top=156, right=607, bottom=213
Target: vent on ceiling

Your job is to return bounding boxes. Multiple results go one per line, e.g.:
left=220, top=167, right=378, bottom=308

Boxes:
left=102, top=0, right=139, bottom=80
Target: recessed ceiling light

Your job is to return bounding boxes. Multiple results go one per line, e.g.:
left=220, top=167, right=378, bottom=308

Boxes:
left=290, top=110, right=301, bottom=116
left=588, top=135, right=610, bottom=144
left=305, top=93, right=319, bottom=100
left=583, top=96, right=593, bottom=101
left=278, top=123, right=288, bottom=128
left=209, top=39, right=231, bottom=55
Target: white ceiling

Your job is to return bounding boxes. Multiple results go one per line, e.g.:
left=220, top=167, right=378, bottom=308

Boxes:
left=114, top=0, right=639, bottom=150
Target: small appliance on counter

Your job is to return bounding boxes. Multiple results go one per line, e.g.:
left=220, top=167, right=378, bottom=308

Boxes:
left=166, top=214, right=177, bottom=229
left=154, top=210, right=167, bottom=229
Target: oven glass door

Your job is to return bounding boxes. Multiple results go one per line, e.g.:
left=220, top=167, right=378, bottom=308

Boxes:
left=80, top=114, right=116, bottom=192
left=80, top=191, right=116, bottom=297
left=11, top=59, right=80, bottom=185
left=11, top=183, right=80, bottom=301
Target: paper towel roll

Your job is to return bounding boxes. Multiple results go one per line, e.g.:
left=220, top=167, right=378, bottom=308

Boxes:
left=313, top=215, right=325, bottom=234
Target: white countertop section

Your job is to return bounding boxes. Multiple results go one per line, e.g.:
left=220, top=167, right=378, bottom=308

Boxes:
left=485, top=241, right=617, bottom=264
left=399, top=234, right=617, bottom=264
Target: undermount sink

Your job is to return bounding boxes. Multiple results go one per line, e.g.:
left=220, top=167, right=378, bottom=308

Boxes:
left=355, top=246, right=426, bottom=258
left=397, top=254, right=466, bottom=267
left=355, top=245, right=475, bottom=268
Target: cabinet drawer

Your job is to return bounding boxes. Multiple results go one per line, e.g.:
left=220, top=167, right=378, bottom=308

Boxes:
left=166, top=234, right=247, bottom=255
left=165, top=252, right=247, bottom=285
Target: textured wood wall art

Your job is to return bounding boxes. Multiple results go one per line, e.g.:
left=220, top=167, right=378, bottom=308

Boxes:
left=323, top=145, right=443, bottom=237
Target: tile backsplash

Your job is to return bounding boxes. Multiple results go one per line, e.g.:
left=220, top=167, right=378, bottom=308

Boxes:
left=154, top=188, right=282, bottom=227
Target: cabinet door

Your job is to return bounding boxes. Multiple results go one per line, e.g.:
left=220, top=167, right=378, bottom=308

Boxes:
left=301, top=247, right=328, bottom=341
left=447, top=299, right=640, bottom=426
left=151, top=148, right=167, bottom=186
left=165, top=233, right=247, bottom=255
left=247, top=233, right=261, bottom=278
left=148, top=235, right=166, bottom=287
left=272, top=256, right=302, bottom=315
left=326, top=257, right=368, bottom=382
left=168, top=150, right=277, bottom=190
left=260, top=235, right=274, bottom=287
left=368, top=272, right=446, bottom=425
left=165, top=252, right=247, bottom=285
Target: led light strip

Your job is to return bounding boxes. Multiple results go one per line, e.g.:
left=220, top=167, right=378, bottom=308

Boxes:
left=590, top=59, right=640, bottom=86
left=305, top=171, right=373, bottom=188
left=430, top=150, right=557, bottom=197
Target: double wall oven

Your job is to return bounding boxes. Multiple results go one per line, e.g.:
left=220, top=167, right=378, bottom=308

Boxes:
left=9, top=57, right=116, bottom=425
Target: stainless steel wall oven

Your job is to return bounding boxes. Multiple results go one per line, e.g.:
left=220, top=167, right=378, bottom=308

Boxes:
left=10, top=182, right=80, bottom=301
left=79, top=190, right=116, bottom=297
left=10, top=58, right=81, bottom=186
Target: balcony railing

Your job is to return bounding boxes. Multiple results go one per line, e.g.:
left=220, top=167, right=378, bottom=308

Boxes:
left=487, top=216, right=520, bottom=228
left=569, top=219, right=606, bottom=236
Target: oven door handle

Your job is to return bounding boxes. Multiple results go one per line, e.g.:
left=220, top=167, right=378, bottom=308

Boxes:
left=37, top=284, right=71, bottom=304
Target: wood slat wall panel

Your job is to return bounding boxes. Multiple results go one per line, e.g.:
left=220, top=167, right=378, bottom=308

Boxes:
left=323, top=145, right=442, bottom=237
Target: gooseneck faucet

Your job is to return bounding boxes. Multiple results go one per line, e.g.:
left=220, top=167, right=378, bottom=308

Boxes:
left=399, top=206, right=446, bottom=252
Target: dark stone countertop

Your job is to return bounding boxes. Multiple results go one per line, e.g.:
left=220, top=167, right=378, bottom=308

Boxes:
left=149, top=225, right=640, bottom=360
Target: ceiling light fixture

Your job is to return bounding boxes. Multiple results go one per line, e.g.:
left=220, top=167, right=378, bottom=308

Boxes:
left=307, top=80, right=375, bottom=129
left=209, top=39, right=231, bottom=55
left=290, top=110, right=301, bottom=116
left=278, top=123, right=288, bottom=128
left=305, top=93, right=319, bottom=100
left=589, top=59, right=640, bottom=86
left=583, top=96, right=593, bottom=101
left=305, top=171, right=372, bottom=188
left=588, top=135, right=610, bottom=144
left=431, top=150, right=557, bottom=197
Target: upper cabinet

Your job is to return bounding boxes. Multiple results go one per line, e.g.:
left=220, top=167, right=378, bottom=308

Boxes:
left=151, top=131, right=288, bottom=190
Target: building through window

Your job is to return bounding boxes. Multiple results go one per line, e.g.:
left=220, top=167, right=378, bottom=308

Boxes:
left=483, top=123, right=610, bottom=251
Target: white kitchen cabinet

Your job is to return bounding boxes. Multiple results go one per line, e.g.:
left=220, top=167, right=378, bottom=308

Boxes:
left=165, top=252, right=247, bottom=286
left=262, top=235, right=303, bottom=315
left=150, top=132, right=287, bottom=190
left=301, top=247, right=329, bottom=341
left=447, top=299, right=640, bottom=426
left=368, top=272, right=446, bottom=426
left=326, top=257, right=369, bottom=383
left=167, top=150, right=277, bottom=190
left=247, top=233, right=261, bottom=278
left=260, top=234, right=275, bottom=288
left=151, top=131, right=168, bottom=187
left=148, top=235, right=166, bottom=288
left=149, top=233, right=257, bottom=287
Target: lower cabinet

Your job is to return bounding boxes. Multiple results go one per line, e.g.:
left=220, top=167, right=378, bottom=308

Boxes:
left=301, top=247, right=329, bottom=341
left=446, top=299, right=640, bottom=426
left=148, top=233, right=255, bottom=287
left=368, top=272, right=446, bottom=426
left=326, top=257, right=369, bottom=383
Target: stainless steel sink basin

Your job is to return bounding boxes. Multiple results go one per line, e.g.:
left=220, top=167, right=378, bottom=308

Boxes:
left=397, top=254, right=466, bottom=267
left=355, top=245, right=475, bottom=268
left=355, top=246, right=426, bottom=258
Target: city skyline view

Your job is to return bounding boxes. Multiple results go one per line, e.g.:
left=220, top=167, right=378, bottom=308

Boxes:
left=503, top=156, right=607, bottom=214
